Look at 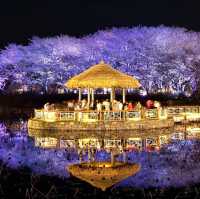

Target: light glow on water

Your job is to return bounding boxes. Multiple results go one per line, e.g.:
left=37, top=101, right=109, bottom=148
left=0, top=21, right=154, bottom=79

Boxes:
left=1, top=121, right=200, bottom=188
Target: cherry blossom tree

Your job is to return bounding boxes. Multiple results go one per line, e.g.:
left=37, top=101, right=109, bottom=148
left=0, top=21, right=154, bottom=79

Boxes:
left=0, top=26, right=199, bottom=95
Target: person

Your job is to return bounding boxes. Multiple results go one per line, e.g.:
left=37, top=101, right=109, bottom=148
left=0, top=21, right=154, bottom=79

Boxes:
left=112, top=100, right=118, bottom=111
left=81, top=99, right=87, bottom=110
left=50, top=103, right=55, bottom=110
left=124, top=102, right=128, bottom=111
left=118, top=101, right=123, bottom=111
left=136, top=101, right=142, bottom=110
left=44, top=102, right=50, bottom=111
left=67, top=100, right=74, bottom=111
left=74, top=102, right=81, bottom=111
left=97, top=101, right=102, bottom=112
left=118, top=101, right=123, bottom=119
left=90, top=101, right=94, bottom=110
left=128, top=102, right=133, bottom=111
left=96, top=101, right=102, bottom=120
left=102, top=99, right=107, bottom=110
left=104, top=99, right=110, bottom=112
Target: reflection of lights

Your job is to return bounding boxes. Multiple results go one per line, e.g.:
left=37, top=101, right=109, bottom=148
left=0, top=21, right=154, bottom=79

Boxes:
left=159, top=135, right=168, bottom=145
left=60, top=139, right=76, bottom=148
left=173, top=115, right=185, bottom=122
left=104, top=139, right=122, bottom=149
left=35, top=137, right=58, bottom=148
left=185, top=113, right=200, bottom=121
left=171, top=132, right=185, bottom=140
left=96, top=163, right=112, bottom=168
left=126, top=137, right=142, bottom=149
left=186, top=127, right=200, bottom=134
left=78, top=138, right=100, bottom=149
left=155, top=146, right=160, bottom=151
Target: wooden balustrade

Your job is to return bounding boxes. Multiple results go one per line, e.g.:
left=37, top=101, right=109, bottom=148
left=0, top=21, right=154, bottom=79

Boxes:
left=34, top=105, right=200, bottom=122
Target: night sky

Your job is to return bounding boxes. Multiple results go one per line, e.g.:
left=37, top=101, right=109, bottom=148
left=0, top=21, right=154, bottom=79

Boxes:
left=0, top=0, right=199, bottom=48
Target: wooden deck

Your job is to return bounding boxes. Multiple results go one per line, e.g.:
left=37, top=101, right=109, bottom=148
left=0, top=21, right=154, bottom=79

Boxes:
left=28, top=118, right=174, bottom=131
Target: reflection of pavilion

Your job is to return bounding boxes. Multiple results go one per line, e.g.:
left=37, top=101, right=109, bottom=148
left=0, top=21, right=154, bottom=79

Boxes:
left=68, top=161, right=140, bottom=191
left=29, top=128, right=173, bottom=151
left=28, top=126, right=200, bottom=191
left=29, top=123, right=200, bottom=151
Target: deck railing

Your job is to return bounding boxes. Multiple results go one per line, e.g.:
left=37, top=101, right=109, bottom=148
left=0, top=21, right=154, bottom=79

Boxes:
left=166, top=106, right=200, bottom=117
left=34, top=105, right=200, bottom=122
left=166, top=106, right=200, bottom=122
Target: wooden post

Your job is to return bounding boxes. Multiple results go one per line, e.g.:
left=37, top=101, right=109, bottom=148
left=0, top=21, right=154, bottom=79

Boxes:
left=110, top=88, right=115, bottom=103
left=122, top=88, right=126, bottom=103
left=78, top=88, right=81, bottom=102
left=91, top=88, right=94, bottom=105
left=87, top=88, right=90, bottom=110
left=110, top=88, right=113, bottom=102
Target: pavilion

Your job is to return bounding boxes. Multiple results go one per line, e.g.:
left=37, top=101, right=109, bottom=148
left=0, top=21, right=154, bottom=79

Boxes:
left=65, top=61, right=141, bottom=107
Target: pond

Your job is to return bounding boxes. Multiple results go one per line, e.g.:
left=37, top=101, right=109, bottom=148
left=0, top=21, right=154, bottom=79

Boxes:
left=1, top=119, right=200, bottom=190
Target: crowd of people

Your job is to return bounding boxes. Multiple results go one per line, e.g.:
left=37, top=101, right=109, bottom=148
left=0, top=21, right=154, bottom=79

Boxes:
left=43, top=99, right=146, bottom=112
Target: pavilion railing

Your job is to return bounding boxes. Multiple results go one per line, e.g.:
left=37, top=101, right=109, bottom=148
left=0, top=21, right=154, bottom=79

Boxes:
left=34, top=108, right=166, bottom=122
left=166, top=106, right=200, bottom=117
left=166, top=106, right=200, bottom=122
left=34, top=106, right=200, bottom=122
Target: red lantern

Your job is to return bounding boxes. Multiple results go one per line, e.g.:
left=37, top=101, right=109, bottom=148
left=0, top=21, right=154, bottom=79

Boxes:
left=146, top=100, right=154, bottom=109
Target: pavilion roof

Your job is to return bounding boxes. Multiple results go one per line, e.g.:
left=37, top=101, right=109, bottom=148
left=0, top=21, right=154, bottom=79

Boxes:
left=65, top=61, right=141, bottom=89
left=68, top=162, right=140, bottom=191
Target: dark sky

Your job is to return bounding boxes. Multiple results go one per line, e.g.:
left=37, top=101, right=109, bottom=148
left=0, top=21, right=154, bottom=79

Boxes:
left=0, top=0, right=199, bottom=48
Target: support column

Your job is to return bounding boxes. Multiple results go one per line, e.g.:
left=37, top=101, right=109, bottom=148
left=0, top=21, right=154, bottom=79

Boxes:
left=91, top=88, right=94, bottom=105
left=110, top=88, right=115, bottom=103
left=122, top=88, right=126, bottom=103
left=87, top=88, right=90, bottom=110
left=78, top=88, right=81, bottom=102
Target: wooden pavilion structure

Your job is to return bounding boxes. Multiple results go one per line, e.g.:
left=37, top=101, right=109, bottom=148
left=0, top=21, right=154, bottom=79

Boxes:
left=65, top=61, right=141, bottom=107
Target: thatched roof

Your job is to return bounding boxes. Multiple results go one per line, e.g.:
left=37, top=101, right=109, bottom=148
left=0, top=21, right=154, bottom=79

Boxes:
left=67, top=162, right=140, bottom=191
left=65, top=61, right=141, bottom=89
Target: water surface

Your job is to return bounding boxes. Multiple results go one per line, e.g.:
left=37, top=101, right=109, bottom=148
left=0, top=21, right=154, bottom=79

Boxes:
left=1, top=120, right=200, bottom=189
